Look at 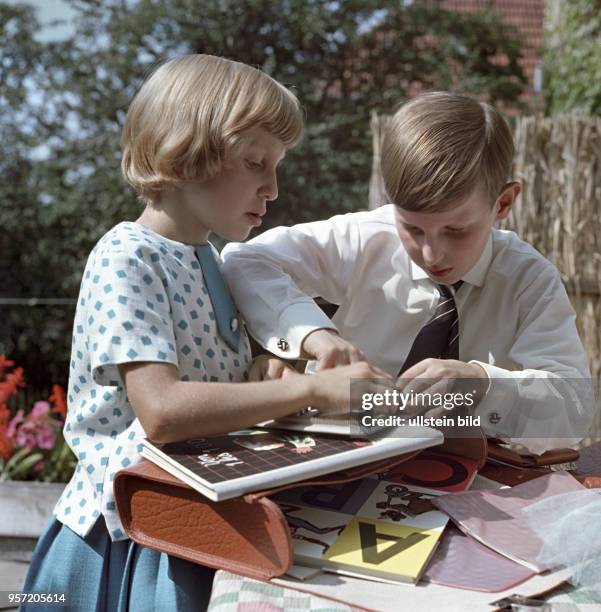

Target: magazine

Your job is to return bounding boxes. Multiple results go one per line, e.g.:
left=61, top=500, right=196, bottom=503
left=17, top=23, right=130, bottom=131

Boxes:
left=272, top=450, right=480, bottom=584
left=141, top=426, right=443, bottom=502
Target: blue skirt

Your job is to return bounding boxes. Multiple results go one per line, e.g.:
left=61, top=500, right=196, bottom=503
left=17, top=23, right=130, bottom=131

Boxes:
left=22, top=516, right=215, bottom=611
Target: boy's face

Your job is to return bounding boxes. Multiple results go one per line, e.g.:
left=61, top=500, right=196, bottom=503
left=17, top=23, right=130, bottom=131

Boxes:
left=395, top=184, right=518, bottom=285
left=159, top=127, right=286, bottom=243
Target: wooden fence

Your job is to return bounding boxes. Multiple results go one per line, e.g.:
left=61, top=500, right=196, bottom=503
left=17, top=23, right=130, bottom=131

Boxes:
left=369, top=114, right=601, bottom=444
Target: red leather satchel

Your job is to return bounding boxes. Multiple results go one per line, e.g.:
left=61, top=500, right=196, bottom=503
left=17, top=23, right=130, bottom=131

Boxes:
left=114, top=435, right=488, bottom=580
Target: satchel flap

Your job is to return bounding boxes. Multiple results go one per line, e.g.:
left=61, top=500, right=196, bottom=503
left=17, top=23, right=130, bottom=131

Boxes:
left=114, top=463, right=293, bottom=580
left=437, top=430, right=488, bottom=468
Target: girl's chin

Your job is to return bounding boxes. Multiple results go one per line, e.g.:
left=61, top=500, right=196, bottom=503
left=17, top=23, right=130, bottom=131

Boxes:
left=219, top=227, right=252, bottom=243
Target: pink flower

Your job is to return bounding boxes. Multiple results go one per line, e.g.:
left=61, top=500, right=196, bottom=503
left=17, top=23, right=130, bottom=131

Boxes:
left=6, top=410, right=25, bottom=439
left=7, top=405, right=59, bottom=451
left=31, top=401, right=50, bottom=419
left=15, top=421, right=37, bottom=450
left=35, top=423, right=56, bottom=450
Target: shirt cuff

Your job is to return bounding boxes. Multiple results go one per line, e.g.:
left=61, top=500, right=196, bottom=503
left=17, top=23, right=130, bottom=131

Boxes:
left=265, top=302, right=338, bottom=359
left=470, top=360, right=519, bottom=437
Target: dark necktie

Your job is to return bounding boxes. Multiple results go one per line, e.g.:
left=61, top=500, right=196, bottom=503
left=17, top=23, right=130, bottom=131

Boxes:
left=195, top=244, right=240, bottom=353
left=398, top=282, right=463, bottom=375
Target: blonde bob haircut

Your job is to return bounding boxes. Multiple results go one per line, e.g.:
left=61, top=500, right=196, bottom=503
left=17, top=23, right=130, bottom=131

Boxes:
left=381, top=91, right=514, bottom=212
left=121, top=54, right=303, bottom=203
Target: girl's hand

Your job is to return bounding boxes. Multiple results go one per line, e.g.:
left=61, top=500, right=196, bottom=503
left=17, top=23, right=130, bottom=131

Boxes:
left=248, top=354, right=298, bottom=382
left=309, top=361, right=393, bottom=417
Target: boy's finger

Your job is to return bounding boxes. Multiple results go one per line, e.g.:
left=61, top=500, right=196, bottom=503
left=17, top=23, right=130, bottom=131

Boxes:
left=350, top=348, right=367, bottom=363
left=315, top=351, right=349, bottom=371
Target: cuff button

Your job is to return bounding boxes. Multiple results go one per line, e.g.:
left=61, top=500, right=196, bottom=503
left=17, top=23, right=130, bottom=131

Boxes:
left=488, top=412, right=501, bottom=425
left=277, top=338, right=290, bottom=351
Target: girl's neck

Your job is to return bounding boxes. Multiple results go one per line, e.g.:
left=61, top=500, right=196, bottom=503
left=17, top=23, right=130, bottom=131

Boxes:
left=136, top=204, right=210, bottom=246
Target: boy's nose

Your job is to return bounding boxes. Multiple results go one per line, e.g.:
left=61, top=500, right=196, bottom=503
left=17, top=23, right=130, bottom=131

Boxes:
left=421, top=241, right=444, bottom=266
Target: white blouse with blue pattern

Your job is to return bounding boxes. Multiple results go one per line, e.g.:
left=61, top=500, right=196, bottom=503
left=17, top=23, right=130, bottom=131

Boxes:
left=53, top=222, right=251, bottom=540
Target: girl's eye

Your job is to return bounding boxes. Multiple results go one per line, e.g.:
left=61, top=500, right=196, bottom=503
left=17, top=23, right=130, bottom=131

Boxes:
left=447, top=227, right=465, bottom=234
left=404, top=225, right=423, bottom=235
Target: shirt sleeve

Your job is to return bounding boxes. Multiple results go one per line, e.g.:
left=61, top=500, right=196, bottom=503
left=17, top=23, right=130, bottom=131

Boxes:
left=221, top=214, right=361, bottom=358
left=82, top=246, right=178, bottom=386
left=471, top=266, right=595, bottom=453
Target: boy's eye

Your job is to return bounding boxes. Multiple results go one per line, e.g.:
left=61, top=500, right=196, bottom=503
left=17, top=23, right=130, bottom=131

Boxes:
left=245, top=159, right=263, bottom=170
left=446, top=227, right=465, bottom=234
left=403, top=224, right=423, bottom=235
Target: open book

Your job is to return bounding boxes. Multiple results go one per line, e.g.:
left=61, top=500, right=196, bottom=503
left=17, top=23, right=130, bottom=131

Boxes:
left=260, top=407, right=396, bottom=437
left=141, top=426, right=443, bottom=502
left=260, top=409, right=357, bottom=436
left=272, top=449, right=480, bottom=584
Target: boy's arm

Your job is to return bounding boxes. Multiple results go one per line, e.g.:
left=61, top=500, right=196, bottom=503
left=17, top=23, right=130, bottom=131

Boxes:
left=399, top=268, right=595, bottom=454
left=222, top=213, right=360, bottom=360
left=470, top=269, right=595, bottom=452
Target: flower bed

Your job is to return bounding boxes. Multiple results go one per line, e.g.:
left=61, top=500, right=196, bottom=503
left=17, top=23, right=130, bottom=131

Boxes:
left=0, top=355, right=75, bottom=483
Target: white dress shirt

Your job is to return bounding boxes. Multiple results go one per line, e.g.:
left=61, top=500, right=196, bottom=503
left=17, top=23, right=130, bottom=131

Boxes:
left=222, top=205, right=595, bottom=453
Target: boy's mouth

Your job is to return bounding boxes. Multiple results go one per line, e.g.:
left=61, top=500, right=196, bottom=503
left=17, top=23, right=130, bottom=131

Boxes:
left=427, top=266, right=452, bottom=277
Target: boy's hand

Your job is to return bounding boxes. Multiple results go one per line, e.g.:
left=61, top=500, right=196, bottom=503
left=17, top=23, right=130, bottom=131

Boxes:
left=301, top=329, right=366, bottom=371
left=248, top=355, right=298, bottom=381
left=398, top=358, right=487, bottom=386
left=396, top=359, right=489, bottom=418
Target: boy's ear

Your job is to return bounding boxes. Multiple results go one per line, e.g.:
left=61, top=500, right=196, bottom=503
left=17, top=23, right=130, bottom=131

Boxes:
left=494, top=182, right=521, bottom=220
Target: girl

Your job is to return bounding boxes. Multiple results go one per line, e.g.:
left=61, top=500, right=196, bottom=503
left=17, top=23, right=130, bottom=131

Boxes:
left=22, top=54, right=387, bottom=611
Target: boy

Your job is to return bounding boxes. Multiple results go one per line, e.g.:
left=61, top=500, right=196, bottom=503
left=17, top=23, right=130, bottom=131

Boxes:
left=221, top=92, right=594, bottom=453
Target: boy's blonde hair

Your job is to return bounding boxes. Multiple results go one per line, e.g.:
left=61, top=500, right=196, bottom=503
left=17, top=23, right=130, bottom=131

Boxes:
left=122, top=54, right=303, bottom=203
left=381, top=92, right=514, bottom=212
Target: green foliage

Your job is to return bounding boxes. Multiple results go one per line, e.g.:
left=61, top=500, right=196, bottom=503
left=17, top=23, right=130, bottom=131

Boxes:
left=0, top=0, right=527, bottom=389
left=0, top=442, right=75, bottom=482
left=0, top=447, right=44, bottom=481
left=544, top=0, right=601, bottom=116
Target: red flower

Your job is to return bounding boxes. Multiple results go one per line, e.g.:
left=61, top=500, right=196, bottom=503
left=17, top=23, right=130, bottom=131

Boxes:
left=0, top=356, right=67, bottom=466
left=49, top=385, right=67, bottom=419
left=0, top=431, right=13, bottom=461
left=0, top=367, right=25, bottom=403
left=0, top=355, right=14, bottom=379
left=0, top=402, right=11, bottom=428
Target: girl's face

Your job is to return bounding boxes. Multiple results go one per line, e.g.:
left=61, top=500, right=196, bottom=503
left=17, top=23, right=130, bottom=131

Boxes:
left=158, top=127, right=287, bottom=244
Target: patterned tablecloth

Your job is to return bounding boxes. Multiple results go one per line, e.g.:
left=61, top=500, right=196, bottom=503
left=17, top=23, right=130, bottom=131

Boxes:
left=207, top=570, right=601, bottom=612
left=209, top=572, right=358, bottom=611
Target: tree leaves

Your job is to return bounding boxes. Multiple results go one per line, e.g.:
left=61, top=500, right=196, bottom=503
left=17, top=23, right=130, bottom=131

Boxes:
left=0, top=0, right=527, bottom=389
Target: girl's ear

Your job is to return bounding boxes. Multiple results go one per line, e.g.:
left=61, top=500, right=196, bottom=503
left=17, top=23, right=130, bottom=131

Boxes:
left=495, top=182, right=521, bottom=220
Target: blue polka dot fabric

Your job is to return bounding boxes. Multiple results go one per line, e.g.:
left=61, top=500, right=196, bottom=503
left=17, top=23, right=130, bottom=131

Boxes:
left=54, top=222, right=252, bottom=540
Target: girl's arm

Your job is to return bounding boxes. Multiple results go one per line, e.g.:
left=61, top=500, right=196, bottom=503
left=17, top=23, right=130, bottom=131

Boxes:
left=119, top=360, right=387, bottom=443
